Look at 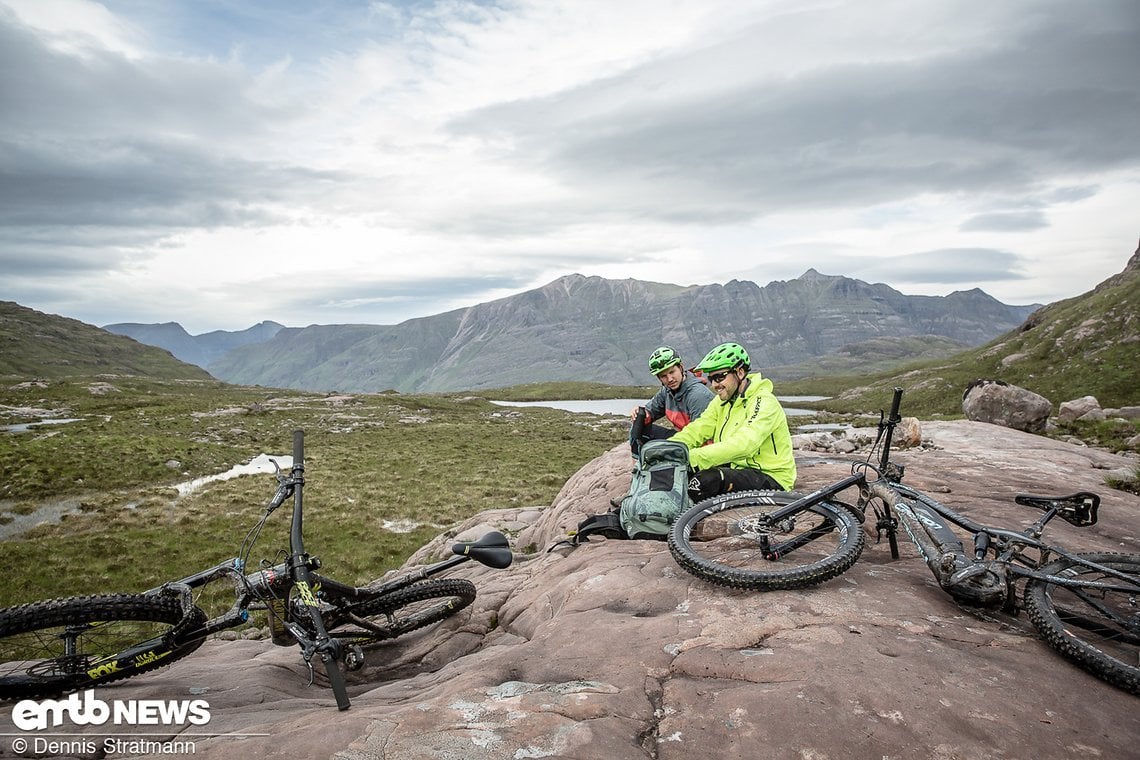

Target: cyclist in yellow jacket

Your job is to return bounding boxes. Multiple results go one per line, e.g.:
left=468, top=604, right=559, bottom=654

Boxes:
left=670, top=341, right=796, bottom=503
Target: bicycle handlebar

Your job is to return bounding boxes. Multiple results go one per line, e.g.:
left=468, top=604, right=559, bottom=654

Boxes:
left=287, top=430, right=300, bottom=467
left=876, top=387, right=904, bottom=472
left=888, top=387, right=903, bottom=423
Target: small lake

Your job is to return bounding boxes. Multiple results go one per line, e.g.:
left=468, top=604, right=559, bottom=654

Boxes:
left=491, top=397, right=827, bottom=417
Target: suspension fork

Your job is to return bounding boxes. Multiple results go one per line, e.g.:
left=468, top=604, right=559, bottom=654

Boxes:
left=867, top=482, right=965, bottom=578
left=287, top=429, right=352, bottom=711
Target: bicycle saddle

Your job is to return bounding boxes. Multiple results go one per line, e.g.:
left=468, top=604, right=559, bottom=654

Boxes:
left=1015, top=492, right=1099, bottom=527
left=452, top=531, right=514, bottom=569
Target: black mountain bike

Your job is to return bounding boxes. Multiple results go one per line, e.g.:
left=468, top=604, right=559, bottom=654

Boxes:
left=668, top=388, right=1140, bottom=696
left=0, top=430, right=513, bottom=710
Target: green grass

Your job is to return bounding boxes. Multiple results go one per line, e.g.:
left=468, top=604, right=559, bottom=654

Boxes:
left=0, top=376, right=626, bottom=606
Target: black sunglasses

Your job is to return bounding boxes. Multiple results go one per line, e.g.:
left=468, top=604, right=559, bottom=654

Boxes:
left=707, top=369, right=735, bottom=383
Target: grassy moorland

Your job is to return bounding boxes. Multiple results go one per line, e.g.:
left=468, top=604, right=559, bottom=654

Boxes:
left=0, top=375, right=628, bottom=607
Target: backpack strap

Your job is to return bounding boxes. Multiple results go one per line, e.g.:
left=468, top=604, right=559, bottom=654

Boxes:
left=547, top=512, right=629, bottom=552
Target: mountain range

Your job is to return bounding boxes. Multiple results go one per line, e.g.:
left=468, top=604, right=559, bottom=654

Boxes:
left=102, top=320, right=285, bottom=368
left=104, top=270, right=1038, bottom=393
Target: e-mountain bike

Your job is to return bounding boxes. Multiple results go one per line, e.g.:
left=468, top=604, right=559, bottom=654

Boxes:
left=0, top=431, right=513, bottom=710
left=668, top=388, right=1140, bottom=696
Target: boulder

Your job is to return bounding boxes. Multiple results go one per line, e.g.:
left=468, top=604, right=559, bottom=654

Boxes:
left=1059, top=395, right=1102, bottom=423
left=1111, top=406, right=1140, bottom=420
left=8, top=422, right=1138, bottom=760
left=791, top=419, right=921, bottom=454
left=961, top=379, right=1052, bottom=433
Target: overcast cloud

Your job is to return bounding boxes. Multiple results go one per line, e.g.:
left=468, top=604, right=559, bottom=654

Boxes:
left=1, top=0, right=1137, bottom=333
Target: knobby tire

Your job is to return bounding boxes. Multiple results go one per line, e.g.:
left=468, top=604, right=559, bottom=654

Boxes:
left=0, top=594, right=207, bottom=700
left=1023, top=551, right=1140, bottom=696
left=331, top=578, right=476, bottom=648
left=669, top=489, right=865, bottom=590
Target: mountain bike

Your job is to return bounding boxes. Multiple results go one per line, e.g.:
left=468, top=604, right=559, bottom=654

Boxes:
left=0, top=430, right=513, bottom=710
left=668, top=388, right=1140, bottom=696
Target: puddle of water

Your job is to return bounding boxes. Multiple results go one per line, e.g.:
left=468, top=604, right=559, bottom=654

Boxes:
left=0, top=498, right=84, bottom=540
left=174, top=453, right=293, bottom=497
left=2, top=418, right=83, bottom=433
left=0, top=454, right=295, bottom=540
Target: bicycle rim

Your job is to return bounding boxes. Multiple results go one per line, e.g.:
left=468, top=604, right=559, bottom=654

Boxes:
left=331, top=578, right=476, bottom=648
left=0, top=594, right=206, bottom=700
left=669, top=490, right=866, bottom=590
left=1023, top=552, right=1140, bottom=696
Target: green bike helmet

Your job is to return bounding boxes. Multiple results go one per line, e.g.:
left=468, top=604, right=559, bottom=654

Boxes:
left=647, top=346, right=683, bottom=375
left=695, top=342, right=750, bottom=374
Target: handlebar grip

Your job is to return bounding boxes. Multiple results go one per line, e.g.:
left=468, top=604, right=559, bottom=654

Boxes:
left=293, top=430, right=304, bottom=465
left=322, top=652, right=351, bottom=711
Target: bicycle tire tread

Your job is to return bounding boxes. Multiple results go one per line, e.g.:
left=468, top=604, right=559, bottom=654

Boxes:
left=0, top=594, right=207, bottom=700
left=1023, top=551, right=1140, bottom=696
left=336, top=578, right=476, bottom=645
left=668, top=490, right=865, bottom=591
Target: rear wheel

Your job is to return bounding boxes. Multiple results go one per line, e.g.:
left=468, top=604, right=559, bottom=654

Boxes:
left=0, top=594, right=207, bottom=700
left=1023, top=552, right=1140, bottom=695
left=331, top=579, right=476, bottom=648
left=669, top=490, right=865, bottom=590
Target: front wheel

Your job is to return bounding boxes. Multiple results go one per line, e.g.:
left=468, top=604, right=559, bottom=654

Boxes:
left=0, top=594, right=207, bottom=700
left=669, top=490, right=865, bottom=590
left=330, top=578, right=477, bottom=648
left=1023, top=551, right=1140, bottom=696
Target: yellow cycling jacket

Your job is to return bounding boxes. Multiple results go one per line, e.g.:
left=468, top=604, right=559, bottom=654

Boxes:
left=669, top=372, right=797, bottom=490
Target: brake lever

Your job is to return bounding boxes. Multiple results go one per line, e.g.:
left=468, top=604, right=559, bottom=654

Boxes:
left=265, top=458, right=294, bottom=514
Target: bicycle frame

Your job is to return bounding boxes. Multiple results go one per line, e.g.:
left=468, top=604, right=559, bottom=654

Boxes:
left=102, top=430, right=510, bottom=711
left=761, top=388, right=1140, bottom=607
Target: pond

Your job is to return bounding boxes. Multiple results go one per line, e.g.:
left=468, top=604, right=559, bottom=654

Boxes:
left=490, top=396, right=827, bottom=417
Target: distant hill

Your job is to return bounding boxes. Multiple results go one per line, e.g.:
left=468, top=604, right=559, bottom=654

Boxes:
left=770, top=335, right=974, bottom=380
left=0, top=302, right=213, bottom=381
left=207, top=271, right=1038, bottom=392
left=815, top=241, right=1140, bottom=413
left=102, top=320, right=284, bottom=367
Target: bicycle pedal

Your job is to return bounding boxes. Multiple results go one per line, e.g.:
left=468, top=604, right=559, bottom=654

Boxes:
left=344, top=645, right=365, bottom=671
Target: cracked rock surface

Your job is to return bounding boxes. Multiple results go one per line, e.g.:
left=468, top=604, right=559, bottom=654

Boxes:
left=7, top=421, right=1138, bottom=759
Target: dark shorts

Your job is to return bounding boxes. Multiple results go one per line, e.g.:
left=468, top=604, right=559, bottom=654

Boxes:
left=687, top=467, right=784, bottom=503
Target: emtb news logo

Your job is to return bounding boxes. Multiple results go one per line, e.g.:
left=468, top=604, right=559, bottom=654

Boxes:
left=11, top=689, right=211, bottom=730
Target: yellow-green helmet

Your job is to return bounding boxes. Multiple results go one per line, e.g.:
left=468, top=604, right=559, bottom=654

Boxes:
left=648, top=346, right=682, bottom=375
left=695, top=342, right=750, bottom=374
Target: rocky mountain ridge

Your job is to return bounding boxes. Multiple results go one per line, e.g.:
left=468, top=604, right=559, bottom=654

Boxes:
left=204, top=270, right=1036, bottom=393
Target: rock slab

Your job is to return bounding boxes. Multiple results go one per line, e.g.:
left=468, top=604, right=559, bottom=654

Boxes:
left=3, top=421, right=1138, bottom=760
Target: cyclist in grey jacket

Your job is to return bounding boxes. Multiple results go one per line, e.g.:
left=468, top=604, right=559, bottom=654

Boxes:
left=629, top=346, right=714, bottom=456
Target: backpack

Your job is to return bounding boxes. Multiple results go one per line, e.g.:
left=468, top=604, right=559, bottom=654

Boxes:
left=551, top=439, right=692, bottom=550
left=618, top=439, right=693, bottom=539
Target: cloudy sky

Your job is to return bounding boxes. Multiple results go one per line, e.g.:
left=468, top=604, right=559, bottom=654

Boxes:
left=2, top=0, right=1137, bottom=334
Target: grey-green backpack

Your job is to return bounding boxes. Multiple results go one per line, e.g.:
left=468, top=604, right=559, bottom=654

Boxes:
left=618, top=439, right=693, bottom=539
left=548, top=439, right=693, bottom=550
